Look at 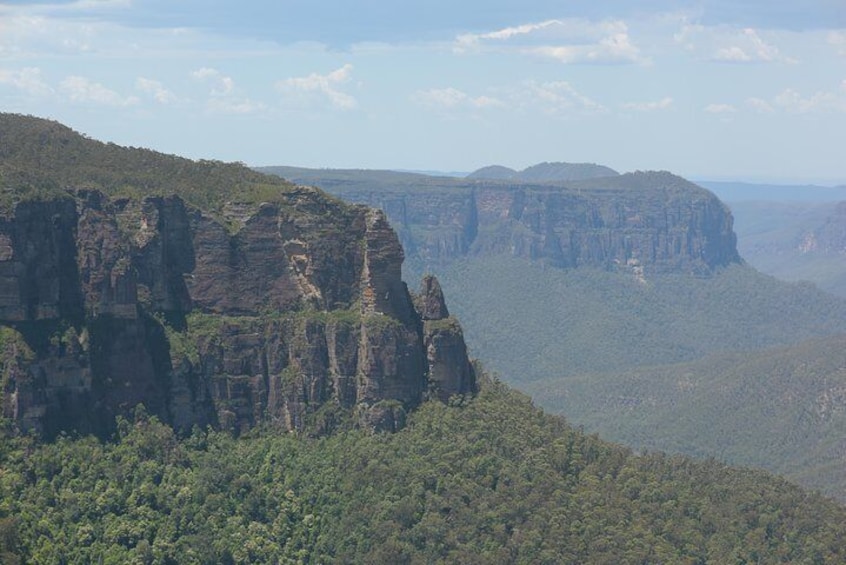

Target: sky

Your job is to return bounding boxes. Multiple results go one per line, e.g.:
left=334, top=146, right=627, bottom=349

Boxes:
left=0, top=0, right=844, bottom=184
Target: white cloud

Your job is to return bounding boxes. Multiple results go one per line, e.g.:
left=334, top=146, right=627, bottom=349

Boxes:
left=59, top=75, right=138, bottom=106
left=413, top=87, right=504, bottom=111
left=191, top=67, right=234, bottom=96
left=413, top=87, right=467, bottom=109
left=704, top=103, right=736, bottom=114
left=713, top=46, right=753, bottom=62
left=774, top=88, right=840, bottom=113
left=676, top=23, right=789, bottom=64
left=829, top=31, right=846, bottom=56
left=8, top=0, right=131, bottom=15
left=136, top=77, right=177, bottom=104
left=276, top=64, right=358, bottom=110
left=524, top=81, right=607, bottom=115
left=0, top=2, right=224, bottom=61
left=206, top=98, right=265, bottom=115
left=413, top=81, right=603, bottom=117
left=455, top=18, right=646, bottom=65
left=712, top=29, right=780, bottom=63
left=0, top=7, right=114, bottom=58
left=62, top=0, right=131, bottom=10
left=472, top=95, right=505, bottom=109
left=0, top=67, right=52, bottom=95
left=190, top=67, right=262, bottom=114
left=456, top=20, right=563, bottom=47
left=622, top=97, right=673, bottom=112
left=745, top=85, right=846, bottom=114
left=747, top=97, right=775, bottom=113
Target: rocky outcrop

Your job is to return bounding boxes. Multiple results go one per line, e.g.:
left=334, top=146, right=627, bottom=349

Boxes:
left=417, top=276, right=476, bottom=403
left=415, top=275, right=449, bottom=320
left=0, top=187, right=476, bottom=438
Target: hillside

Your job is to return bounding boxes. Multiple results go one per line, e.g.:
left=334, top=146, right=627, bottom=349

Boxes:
left=727, top=200, right=846, bottom=298
left=0, top=114, right=294, bottom=214
left=3, top=376, right=846, bottom=563
left=693, top=180, right=846, bottom=297
left=438, top=255, right=846, bottom=377
left=0, top=113, right=476, bottom=439
left=526, top=335, right=846, bottom=500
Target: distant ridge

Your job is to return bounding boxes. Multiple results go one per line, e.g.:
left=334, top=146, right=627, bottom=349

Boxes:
left=466, top=165, right=517, bottom=180
left=698, top=180, right=846, bottom=203
left=468, top=161, right=619, bottom=182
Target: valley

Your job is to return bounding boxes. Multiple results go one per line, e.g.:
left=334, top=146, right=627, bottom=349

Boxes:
left=262, top=163, right=846, bottom=500
left=2, top=115, right=846, bottom=561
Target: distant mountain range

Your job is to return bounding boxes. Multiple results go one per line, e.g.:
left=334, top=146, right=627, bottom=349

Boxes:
left=467, top=161, right=619, bottom=182
left=698, top=180, right=846, bottom=203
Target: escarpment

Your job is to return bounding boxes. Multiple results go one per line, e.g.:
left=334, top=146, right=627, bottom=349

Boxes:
left=265, top=167, right=742, bottom=277
left=0, top=115, right=476, bottom=439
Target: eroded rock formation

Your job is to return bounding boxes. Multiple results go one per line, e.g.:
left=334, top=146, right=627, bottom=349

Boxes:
left=268, top=168, right=742, bottom=277
left=0, top=187, right=476, bottom=438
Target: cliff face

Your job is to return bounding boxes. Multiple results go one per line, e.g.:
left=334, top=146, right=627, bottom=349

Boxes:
left=801, top=202, right=846, bottom=255
left=0, top=187, right=476, bottom=438
left=266, top=169, right=741, bottom=277
left=467, top=173, right=740, bottom=275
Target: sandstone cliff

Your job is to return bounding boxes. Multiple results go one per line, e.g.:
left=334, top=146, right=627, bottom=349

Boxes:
left=261, top=167, right=741, bottom=278
left=0, top=114, right=476, bottom=438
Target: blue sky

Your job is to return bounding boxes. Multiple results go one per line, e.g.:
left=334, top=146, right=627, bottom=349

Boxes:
left=1, top=1, right=844, bottom=183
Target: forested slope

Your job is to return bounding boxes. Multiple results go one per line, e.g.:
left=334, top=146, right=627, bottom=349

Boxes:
left=728, top=200, right=846, bottom=298
left=526, top=334, right=846, bottom=500
left=2, top=377, right=846, bottom=564
left=438, top=256, right=846, bottom=379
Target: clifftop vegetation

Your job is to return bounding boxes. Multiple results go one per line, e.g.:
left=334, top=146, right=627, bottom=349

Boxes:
left=0, top=113, right=295, bottom=213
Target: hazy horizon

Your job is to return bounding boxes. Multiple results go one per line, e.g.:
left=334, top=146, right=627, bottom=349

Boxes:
left=1, top=0, right=844, bottom=185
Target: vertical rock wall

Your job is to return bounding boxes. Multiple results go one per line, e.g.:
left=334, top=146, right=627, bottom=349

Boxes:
left=0, top=188, right=476, bottom=438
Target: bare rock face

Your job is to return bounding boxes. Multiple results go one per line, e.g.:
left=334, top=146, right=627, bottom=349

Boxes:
left=131, top=196, right=195, bottom=317
left=0, top=197, right=83, bottom=322
left=416, top=275, right=476, bottom=402
left=360, top=209, right=417, bottom=323
left=76, top=190, right=137, bottom=319
left=0, top=187, right=476, bottom=438
left=300, top=170, right=742, bottom=277
left=415, top=275, right=449, bottom=320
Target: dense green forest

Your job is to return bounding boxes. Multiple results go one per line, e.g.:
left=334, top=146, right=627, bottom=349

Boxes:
left=0, top=114, right=295, bottom=213
left=431, top=256, right=846, bottom=498
left=437, top=256, right=846, bottom=379
left=3, top=376, right=846, bottom=564
left=727, top=200, right=846, bottom=299
left=526, top=335, right=846, bottom=500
